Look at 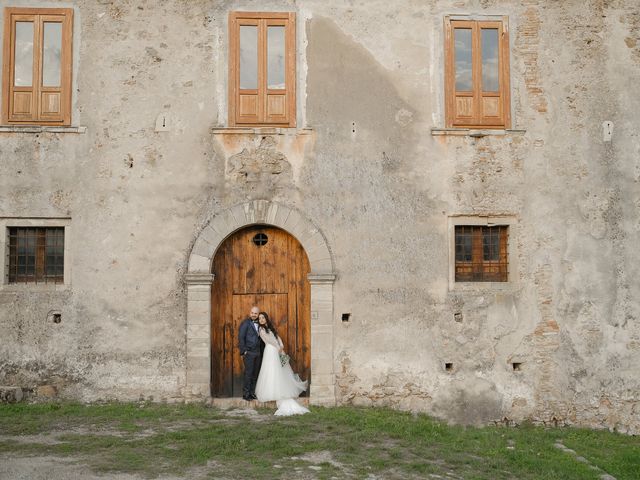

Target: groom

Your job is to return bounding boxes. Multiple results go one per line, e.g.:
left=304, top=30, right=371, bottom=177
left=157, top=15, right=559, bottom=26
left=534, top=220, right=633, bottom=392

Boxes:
left=238, top=306, right=263, bottom=401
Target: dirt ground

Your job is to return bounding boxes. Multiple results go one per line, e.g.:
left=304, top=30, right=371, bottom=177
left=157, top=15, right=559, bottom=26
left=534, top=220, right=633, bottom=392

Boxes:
left=0, top=407, right=354, bottom=480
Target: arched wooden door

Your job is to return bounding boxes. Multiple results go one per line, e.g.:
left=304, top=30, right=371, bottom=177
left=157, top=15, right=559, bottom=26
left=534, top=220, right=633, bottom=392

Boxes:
left=211, top=225, right=311, bottom=397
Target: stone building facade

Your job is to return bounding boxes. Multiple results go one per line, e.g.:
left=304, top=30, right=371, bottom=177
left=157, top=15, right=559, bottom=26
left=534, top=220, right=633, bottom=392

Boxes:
left=0, top=0, right=638, bottom=433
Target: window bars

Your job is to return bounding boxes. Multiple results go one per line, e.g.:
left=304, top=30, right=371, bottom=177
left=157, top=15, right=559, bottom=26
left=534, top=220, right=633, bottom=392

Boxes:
left=8, top=227, right=64, bottom=284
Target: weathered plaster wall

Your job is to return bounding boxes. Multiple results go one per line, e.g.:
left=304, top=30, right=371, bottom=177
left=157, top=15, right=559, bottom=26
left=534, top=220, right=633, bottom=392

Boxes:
left=0, top=0, right=638, bottom=432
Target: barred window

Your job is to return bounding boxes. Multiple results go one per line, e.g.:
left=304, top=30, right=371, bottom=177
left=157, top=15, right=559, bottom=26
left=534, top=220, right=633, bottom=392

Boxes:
left=455, top=225, right=508, bottom=282
left=8, top=227, right=64, bottom=283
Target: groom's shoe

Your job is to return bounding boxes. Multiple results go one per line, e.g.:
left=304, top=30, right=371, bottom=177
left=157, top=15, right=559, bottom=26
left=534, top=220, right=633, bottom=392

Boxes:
left=249, top=394, right=257, bottom=400
left=242, top=394, right=251, bottom=401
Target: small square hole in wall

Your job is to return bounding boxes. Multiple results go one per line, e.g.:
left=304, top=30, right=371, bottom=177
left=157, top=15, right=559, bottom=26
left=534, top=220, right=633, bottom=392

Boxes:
left=454, top=312, right=463, bottom=322
left=445, top=363, right=453, bottom=372
left=512, top=362, right=522, bottom=371
left=342, top=313, right=351, bottom=322
left=47, top=311, right=62, bottom=324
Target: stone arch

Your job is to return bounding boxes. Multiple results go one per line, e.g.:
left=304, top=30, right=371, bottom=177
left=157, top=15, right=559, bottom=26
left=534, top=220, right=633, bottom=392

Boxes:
left=184, top=200, right=336, bottom=405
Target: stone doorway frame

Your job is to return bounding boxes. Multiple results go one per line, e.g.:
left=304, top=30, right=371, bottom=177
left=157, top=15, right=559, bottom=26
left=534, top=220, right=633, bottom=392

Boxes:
left=184, top=200, right=336, bottom=406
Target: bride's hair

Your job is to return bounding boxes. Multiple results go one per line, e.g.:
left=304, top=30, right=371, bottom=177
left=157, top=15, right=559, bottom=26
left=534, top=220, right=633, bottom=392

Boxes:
left=259, top=311, right=279, bottom=339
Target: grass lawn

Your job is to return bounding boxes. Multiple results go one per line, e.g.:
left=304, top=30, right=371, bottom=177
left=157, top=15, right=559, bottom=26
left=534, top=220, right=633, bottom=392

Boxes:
left=0, top=402, right=638, bottom=479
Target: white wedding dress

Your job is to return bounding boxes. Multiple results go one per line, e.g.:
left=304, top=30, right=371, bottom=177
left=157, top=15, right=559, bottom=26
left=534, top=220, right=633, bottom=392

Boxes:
left=255, top=328, right=309, bottom=416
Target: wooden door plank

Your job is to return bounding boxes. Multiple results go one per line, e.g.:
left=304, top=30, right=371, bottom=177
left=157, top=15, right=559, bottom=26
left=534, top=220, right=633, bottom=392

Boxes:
left=260, top=227, right=288, bottom=293
left=212, top=238, right=234, bottom=397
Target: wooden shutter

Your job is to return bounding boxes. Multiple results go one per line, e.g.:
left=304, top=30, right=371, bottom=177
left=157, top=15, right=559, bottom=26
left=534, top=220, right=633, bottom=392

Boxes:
left=445, top=17, right=510, bottom=129
left=2, top=8, right=73, bottom=125
left=445, top=20, right=475, bottom=127
left=230, top=16, right=261, bottom=124
left=477, top=21, right=509, bottom=127
left=37, top=12, right=72, bottom=123
left=3, top=11, right=36, bottom=122
left=229, top=12, right=296, bottom=127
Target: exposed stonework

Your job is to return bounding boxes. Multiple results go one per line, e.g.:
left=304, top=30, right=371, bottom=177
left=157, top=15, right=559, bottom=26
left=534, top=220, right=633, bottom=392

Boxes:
left=0, top=386, right=23, bottom=404
left=226, top=136, right=292, bottom=186
left=516, top=1, right=548, bottom=115
left=0, top=0, right=638, bottom=434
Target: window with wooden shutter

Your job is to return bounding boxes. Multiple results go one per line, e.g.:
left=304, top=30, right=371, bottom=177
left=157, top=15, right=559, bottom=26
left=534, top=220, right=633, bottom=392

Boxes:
left=455, top=225, right=508, bottom=282
left=229, top=12, right=296, bottom=127
left=2, top=8, right=73, bottom=125
left=444, top=17, right=510, bottom=129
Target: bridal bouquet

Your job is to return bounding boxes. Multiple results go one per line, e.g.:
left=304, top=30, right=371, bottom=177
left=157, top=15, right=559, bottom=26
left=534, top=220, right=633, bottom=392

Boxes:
left=279, top=352, right=290, bottom=367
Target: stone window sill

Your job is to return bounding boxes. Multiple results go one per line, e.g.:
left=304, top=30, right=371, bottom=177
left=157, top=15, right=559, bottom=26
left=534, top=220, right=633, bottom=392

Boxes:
left=0, top=283, right=69, bottom=292
left=211, top=126, right=313, bottom=136
left=431, top=128, right=526, bottom=137
left=0, top=125, right=87, bottom=134
left=449, top=281, right=518, bottom=293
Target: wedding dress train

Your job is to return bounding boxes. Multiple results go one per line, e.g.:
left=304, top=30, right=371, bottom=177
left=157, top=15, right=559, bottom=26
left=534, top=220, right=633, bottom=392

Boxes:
left=255, top=329, right=309, bottom=416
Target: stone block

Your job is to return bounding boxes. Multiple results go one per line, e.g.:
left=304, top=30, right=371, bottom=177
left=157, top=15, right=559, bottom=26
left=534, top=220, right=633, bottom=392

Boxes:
left=187, top=324, right=210, bottom=339
left=199, top=225, right=224, bottom=249
left=187, top=304, right=211, bottom=324
left=36, top=385, right=58, bottom=398
left=311, top=312, right=333, bottom=327
left=0, top=386, right=24, bottom=403
left=273, top=204, right=292, bottom=226
left=310, top=385, right=336, bottom=406
left=309, top=257, right=333, bottom=274
left=230, top=204, right=251, bottom=226
left=310, top=370, right=335, bottom=383
left=187, top=338, right=210, bottom=357
left=311, top=340, right=333, bottom=360
left=282, top=209, right=304, bottom=233
left=186, top=275, right=214, bottom=287
left=187, top=357, right=210, bottom=384
left=188, top=254, right=211, bottom=273
left=310, top=285, right=333, bottom=310
left=296, top=226, right=320, bottom=247
left=187, top=299, right=210, bottom=317
left=187, top=369, right=211, bottom=384
left=187, top=288, right=210, bottom=302
left=303, top=233, right=330, bottom=258
left=248, top=199, right=270, bottom=223
left=184, top=382, right=210, bottom=399
left=192, top=238, right=214, bottom=259
left=187, top=312, right=211, bottom=326
left=265, top=203, right=279, bottom=224
left=312, top=352, right=334, bottom=363
left=213, top=210, right=240, bottom=237
left=187, top=355, right=210, bottom=371
left=311, top=323, right=333, bottom=334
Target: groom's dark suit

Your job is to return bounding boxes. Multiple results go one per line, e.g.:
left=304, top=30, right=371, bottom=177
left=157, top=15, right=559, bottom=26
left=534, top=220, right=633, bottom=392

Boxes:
left=238, top=317, right=263, bottom=399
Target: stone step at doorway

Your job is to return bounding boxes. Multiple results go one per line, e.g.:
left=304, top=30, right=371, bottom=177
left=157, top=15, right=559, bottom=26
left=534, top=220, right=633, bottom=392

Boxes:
left=208, top=397, right=310, bottom=409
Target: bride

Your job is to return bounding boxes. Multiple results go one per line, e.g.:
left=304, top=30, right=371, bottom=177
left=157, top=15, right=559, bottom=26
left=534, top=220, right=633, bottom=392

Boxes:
left=254, top=312, right=310, bottom=416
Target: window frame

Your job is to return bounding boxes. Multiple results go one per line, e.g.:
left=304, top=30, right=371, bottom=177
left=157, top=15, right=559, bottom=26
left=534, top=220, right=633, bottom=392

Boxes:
left=444, top=15, right=511, bottom=129
left=7, top=226, right=64, bottom=284
left=454, top=225, right=508, bottom=282
left=228, top=11, right=296, bottom=127
left=1, top=218, right=71, bottom=290
left=1, top=7, right=73, bottom=126
left=448, top=215, right=517, bottom=290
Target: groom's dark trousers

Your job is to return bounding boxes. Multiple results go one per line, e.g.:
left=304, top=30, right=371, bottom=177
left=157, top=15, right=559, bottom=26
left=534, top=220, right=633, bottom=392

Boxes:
left=238, top=318, right=263, bottom=398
